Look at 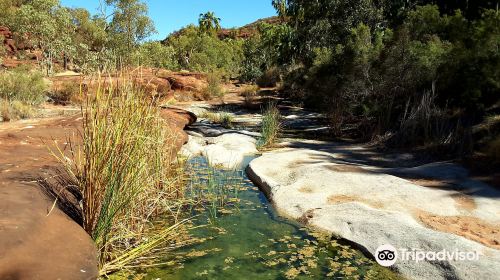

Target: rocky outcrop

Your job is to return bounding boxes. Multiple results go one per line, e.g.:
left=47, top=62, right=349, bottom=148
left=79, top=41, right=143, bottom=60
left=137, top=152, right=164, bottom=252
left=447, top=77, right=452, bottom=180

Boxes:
left=160, top=107, right=197, bottom=159
left=246, top=148, right=500, bottom=280
left=0, top=26, right=16, bottom=54
left=161, top=71, right=208, bottom=93
left=0, top=116, right=98, bottom=280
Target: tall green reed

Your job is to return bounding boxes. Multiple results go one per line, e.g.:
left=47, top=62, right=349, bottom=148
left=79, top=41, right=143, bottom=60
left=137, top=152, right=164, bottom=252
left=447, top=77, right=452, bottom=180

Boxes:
left=53, top=76, right=190, bottom=275
left=258, top=102, right=282, bottom=148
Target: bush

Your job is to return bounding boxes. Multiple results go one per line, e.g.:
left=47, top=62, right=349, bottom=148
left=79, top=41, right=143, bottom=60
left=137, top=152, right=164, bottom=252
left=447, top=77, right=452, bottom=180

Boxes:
left=0, top=69, right=48, bottom=106
left=256, top=67, right=280, bottom=88
left=241, top=85, right=259, bottom=108
left=131, top=41, right=179, bottom=70
left=165, top=25, right=243, bottom=77
left=202, top=72, right=224, bottom=100
left=50, top=80, right=189, bottom=275
left=201, top=110, right=234, bottom=128
left=48, top=81, right=81, bottom=105
left=0, top=99, right=36, bottom=121
left=486, top=136, right=500, bottom=163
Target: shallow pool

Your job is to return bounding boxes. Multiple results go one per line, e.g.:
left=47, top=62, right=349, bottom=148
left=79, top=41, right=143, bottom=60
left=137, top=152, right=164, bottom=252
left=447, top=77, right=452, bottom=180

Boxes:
left=144, top=156, right=400, bottom=280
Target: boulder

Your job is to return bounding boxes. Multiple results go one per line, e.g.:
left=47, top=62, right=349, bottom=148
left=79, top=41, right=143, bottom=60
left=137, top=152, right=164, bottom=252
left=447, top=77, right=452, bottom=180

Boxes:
left=182, top=133, right=258, bottom=169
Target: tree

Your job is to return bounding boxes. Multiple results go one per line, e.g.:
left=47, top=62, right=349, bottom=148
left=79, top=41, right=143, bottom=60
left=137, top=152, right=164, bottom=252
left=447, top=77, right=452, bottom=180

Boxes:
left=106, top=0, right=156, bottom=57
left=14, top=0, right=75, bottom=73
left=198, top=11, right=221, bottom=34
left=164, top=25, right=243, bottom=77
left=272, top=0, right=287, bottom=20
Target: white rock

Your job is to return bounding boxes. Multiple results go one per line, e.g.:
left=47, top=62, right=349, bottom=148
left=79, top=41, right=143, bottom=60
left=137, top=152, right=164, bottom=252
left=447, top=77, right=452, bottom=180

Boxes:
left=182, top=133, right=258, bottom=169
left=247, top=148, right=500, bottom=280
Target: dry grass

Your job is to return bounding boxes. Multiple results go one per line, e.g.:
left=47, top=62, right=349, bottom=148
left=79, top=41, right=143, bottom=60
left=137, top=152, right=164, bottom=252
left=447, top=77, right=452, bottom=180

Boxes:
left=241, top=85, right=259, bottom=108
left=201, top=111, right=234, bottom=128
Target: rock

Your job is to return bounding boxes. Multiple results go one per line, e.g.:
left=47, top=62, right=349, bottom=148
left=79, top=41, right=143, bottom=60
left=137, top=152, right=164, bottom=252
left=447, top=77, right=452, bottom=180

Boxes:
left=159, top=107, right=197, bottom=159
left=0, top=26, right=16, bottom=56
left=180, top=135, right=205, bottom=158
left=246, top=148, right=500, bottom=280
left=162, top=72, right=208, bottom=93
left=182, top=133, right=258, bottom=169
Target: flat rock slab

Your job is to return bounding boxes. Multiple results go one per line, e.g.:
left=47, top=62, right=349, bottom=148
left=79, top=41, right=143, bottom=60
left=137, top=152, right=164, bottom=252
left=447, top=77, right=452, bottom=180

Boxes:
left=247, top=148, right=500, bottom=280
left=0, top=116, right=98, bottom=280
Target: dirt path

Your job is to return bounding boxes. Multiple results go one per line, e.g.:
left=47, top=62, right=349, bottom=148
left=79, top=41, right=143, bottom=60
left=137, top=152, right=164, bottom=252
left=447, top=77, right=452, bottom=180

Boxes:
left=0, top=116, right=98, bottom=280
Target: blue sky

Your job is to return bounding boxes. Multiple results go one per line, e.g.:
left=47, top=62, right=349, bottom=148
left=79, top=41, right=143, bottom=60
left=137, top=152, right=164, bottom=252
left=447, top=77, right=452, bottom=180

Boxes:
left=61, top=0, right=277, bottom=40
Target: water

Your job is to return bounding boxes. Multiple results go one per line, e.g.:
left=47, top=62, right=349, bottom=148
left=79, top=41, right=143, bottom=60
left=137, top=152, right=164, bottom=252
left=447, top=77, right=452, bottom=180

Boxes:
left=144, top=156, right=399, bottom=280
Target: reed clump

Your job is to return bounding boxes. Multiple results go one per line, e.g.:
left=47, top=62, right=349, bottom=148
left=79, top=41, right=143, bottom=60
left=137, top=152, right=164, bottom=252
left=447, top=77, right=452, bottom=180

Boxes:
left=53, top=77, right=192, bottom=276
left=258, top=102, right=282, bottom=148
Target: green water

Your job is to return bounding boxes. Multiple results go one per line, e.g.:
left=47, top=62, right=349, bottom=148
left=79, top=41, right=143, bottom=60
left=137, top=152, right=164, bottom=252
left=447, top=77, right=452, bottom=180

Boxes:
left=144, top=156, right=399, bottom=280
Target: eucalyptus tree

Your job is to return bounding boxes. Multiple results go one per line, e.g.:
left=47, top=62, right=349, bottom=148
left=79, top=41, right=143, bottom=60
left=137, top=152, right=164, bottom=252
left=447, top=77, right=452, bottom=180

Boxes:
left=105, top=0, right=156, bottom=59
left=14, top=0, right=75, bottom=73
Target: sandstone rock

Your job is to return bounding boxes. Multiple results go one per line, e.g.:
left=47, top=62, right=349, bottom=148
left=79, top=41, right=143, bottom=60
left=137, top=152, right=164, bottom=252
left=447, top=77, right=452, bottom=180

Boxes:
left=247, top=148, right=500, bottom=280
left=159, top=107, right=197, bottom=159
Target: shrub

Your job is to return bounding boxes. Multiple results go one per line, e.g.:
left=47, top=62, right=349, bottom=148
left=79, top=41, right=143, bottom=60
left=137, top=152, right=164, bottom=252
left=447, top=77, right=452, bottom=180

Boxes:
left=485, top=134, right=500, bottom=163
left=0, top=99, right=10, bottom=121
left=202, top=72, right=224, bottom=100
left=0, top=69, right=48, bottom=106
left=256, top=67, right=280, bottom=88
left=201, top=110, right=234, bottom=128
left=9, top=100, right=34, bottom=119
left=0, top=99, right=36, bottom=122
left=48, top=81, right=81, bottom=105
left=258, top=102, right=281, bottom=148
left=241, top=85, right=259, bottom=108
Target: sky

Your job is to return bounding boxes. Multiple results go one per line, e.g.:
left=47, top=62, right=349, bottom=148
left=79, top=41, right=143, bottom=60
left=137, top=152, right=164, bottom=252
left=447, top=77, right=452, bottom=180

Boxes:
left=60, top=0, right=277, bottom=41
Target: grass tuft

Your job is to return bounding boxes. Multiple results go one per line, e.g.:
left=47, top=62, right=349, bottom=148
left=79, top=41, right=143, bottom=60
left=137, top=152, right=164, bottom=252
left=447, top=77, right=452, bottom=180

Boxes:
left=258, top=102, right=281, bottom=148
left=201, top=111, right=234, bottom=128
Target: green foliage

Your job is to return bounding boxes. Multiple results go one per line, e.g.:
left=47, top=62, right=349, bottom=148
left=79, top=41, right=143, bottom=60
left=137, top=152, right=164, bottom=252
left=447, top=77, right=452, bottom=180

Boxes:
left=202, top=72, right=225, bottom=100
left=198, top=11, right=221, bottom=34
left=165, top=25, right=243, bottom=77
left=13, top=0, right=75, bottom=73
left=258, top=102, right=281, bottom=148
left=106, top=0, right=156, bottom=57
left=0, top=69, right=48, bottom=105
left=273, top=1, right=499, bottom=153
left=131, top=41, right=178, bottom=69
left=240, top=22, right=294, bottom=82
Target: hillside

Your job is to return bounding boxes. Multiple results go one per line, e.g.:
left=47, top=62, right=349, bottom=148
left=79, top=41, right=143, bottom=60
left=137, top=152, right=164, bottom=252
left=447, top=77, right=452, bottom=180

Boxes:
left=217, top=16, right=282, bottom=39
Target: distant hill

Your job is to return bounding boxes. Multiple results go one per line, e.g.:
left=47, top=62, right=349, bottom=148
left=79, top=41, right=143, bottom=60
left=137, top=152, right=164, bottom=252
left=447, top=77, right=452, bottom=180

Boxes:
left=163, top=16, right=283, bottom=42
left=217, top=16, right=283, bottom=39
